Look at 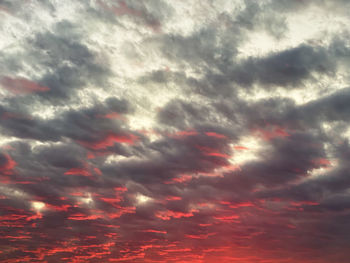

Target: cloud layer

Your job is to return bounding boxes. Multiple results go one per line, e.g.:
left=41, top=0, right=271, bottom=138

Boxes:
left=1, top=0, right=350, bottom=262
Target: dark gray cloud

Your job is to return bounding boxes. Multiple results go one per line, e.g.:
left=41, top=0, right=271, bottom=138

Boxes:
left=230, top=44, right=335, bottom=87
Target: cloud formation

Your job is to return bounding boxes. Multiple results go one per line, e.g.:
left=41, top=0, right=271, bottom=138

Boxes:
left=1, top=0, right=350, bottom=262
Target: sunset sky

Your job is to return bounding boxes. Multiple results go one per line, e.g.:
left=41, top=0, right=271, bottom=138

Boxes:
left=1, top=0, right=350, bottom=262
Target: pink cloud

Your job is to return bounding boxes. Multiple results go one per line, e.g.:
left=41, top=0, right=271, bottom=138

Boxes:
left=1, top=76, right=49, bottom=95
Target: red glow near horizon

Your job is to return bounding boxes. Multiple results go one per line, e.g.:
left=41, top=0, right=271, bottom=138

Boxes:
left=0, top=131, right=339, bottom=263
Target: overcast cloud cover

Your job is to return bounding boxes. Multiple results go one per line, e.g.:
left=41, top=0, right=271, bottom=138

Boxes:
left=1, top=0, right=350, bottom=262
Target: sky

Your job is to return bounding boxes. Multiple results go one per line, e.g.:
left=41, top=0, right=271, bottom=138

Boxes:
left=0, top=0, right=350, bottom=262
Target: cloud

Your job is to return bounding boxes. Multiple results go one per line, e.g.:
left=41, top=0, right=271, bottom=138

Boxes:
left=230, top=44, right=335, bottom=87
left=0, top=0, right=350, bottom=262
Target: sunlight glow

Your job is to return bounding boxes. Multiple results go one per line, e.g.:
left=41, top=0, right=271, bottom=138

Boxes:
left=229, top=135, right=266, bottom=166
left=32, top=201, right=45, bottom=211
left=81, top=193, right=93, bottom=205
left=136, top=194, right=152, bottom=205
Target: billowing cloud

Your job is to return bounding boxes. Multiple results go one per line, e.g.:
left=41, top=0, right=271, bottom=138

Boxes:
left=1, top=0, right=350, bottom=262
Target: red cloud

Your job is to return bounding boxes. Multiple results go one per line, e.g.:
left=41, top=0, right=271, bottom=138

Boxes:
left=311, top=158, right=332, bottom=167
left=93, top=167, right=103, bottom=176
left=86, top=152, right=96, bottom=159
left=96, top=112, right=127, bottom=121
left=1, top=76, right=49, bottom=95
left=185, top=233, right=216, bottom=239
left=26, top=213, right=43, bottom=221
left=142, top=229, right=167, bottom=234
left=0, top=153, right=17, bottom=175
left=205, top=132, right=227, bottom=139
left=111, top=1, right=142, bottom=17
left=220, top=201, right=255, bottom=209
left=171, top=130, right=199, bottom=138
left=234, top=145, right=249, bottom=150
left=204, top=152, right=230, bottom=158
left=46, top=204, right=71, bottom=212
left=98, top=0, right=161, bottom=32
left=109, top=253, right=145, bottom=262
left=196, top=145, right=231, bottom=159
left=165, top=196, right=182, bottom=201
left=290, top=201, right=320, bottom=206
left=106, top=206, right=136, bottom=219
left=254, top=125, right=290, bottom=140
left=68, top=213, right=104, bottom=221
left=213, top=214, right=240, bottom=222
left=77, top=133, right=138, bottom=149
left=100, top=196, right=123, bottom=206
left=164, top=174, right=192, bottom=184
left=64, top=168, right=92, bottom=177
left=155, top=209, right=198, bottom=220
